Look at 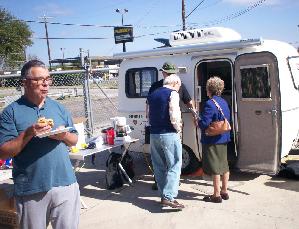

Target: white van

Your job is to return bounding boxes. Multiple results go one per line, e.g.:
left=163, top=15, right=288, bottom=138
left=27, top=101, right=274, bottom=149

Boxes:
left=114, top=27, right=299, bottom=175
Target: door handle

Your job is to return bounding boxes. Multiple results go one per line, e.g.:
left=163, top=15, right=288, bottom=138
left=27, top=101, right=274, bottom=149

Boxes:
left=255, top=110, right=262, bottom=115
left=267, top=107, right=278, bottom=126
left=267, top=108, right=277, bottom=117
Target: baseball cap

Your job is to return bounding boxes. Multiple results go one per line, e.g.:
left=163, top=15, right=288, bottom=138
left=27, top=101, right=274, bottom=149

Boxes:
left=159, top=62, right=177, bottom=74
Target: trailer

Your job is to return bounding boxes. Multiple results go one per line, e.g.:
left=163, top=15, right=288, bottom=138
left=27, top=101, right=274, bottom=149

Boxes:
left=114, top=27, right=299, bottom=175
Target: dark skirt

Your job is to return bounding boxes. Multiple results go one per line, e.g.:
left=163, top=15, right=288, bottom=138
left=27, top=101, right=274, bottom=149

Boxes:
left=202, top=144, right=229, bottom=175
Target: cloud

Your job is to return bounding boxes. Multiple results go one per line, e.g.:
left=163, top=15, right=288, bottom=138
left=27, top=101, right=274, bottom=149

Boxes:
left=33, top=3, right=73, bottom=16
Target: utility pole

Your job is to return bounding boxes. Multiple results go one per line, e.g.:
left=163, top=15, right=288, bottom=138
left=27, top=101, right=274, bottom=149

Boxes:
left=39, top=15, right=53, bottom=70
left=60, top=48, right=65, bottom=68
left=182, top=0, right=186, bottom=31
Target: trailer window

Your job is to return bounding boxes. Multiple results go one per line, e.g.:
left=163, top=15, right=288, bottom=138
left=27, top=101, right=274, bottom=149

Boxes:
left=240, top=65, right=271, bottom=99
left=125, top=68, right=158, bottom=98
left=287, top=56, right=299, bottom=90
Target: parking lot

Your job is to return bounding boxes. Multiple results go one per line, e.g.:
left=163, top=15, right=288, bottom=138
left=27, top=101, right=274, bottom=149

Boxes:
left=1, top=149, right=299, bottom=229
left=0, top=82, right=298, bottom=229
left=74, top=151, right=299, bottom=229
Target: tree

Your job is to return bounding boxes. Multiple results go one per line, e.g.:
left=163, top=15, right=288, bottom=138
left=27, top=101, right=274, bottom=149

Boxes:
left=0, top=8, right=32, bottom=70
left=27, top=54, right=39, bottom=61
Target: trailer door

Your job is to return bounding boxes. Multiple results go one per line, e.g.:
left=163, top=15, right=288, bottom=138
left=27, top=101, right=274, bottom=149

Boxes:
left=235, top=52, right=281, bottom=174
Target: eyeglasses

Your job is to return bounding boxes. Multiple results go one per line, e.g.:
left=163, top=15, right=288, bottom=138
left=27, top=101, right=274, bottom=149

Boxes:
left=26, top=76, right=53, bottom=85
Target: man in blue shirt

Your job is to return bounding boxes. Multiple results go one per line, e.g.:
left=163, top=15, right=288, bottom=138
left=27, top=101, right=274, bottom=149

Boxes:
left=0, top=60, right=80, bottom=229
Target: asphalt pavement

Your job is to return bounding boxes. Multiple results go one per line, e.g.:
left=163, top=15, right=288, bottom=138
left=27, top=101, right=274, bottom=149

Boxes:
left=74, top=151, right=299, bottom=229
left=1, top=150, right=299, bottom=229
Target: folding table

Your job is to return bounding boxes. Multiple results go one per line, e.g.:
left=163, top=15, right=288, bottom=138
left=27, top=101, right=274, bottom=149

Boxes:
left=69, top=138, right=139, bottom=208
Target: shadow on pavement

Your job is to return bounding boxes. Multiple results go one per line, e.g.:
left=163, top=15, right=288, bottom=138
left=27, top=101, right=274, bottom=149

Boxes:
left=75, top=149, right=202, bottom=213
left=264, top=175, right=299, bottom=193
left=78, top=174, right=202, bottom=213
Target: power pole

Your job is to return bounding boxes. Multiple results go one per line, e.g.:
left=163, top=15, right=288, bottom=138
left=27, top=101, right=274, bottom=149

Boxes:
left=182, top=0, right=186, bottom=31
left=60, top=48, right=65, bottom=68
left=39, top=15, right=53, bottom=69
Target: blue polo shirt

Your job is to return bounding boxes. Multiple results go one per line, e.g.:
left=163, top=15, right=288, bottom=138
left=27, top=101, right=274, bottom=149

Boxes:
left=0, top=96, right=77, bottom=196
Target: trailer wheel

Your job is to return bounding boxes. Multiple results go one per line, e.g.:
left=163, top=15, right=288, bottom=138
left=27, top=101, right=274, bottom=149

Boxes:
left=181, top=144, right=201, bottom=175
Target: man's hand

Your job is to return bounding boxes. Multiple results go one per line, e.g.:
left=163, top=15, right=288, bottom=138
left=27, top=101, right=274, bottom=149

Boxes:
left=0, top=123, right=52, bottom=159
left=192, top=115, right=199, bottom=127
left=48, top=132, right=68, bottom=141
left=48, top=126, right=66, bottom=141
left=48, top=126, right=78, bottom=147
left=188, top=108, right=199, bottom=127
left=26, top=122, right=52, bottom=137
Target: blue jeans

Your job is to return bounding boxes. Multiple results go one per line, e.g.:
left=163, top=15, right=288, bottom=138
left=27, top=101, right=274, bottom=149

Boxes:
left=150, top=133, right=182, bottom=201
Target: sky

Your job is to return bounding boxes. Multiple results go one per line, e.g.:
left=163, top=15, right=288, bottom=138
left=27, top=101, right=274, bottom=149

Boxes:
left=1, top=0, right=299, bottom=66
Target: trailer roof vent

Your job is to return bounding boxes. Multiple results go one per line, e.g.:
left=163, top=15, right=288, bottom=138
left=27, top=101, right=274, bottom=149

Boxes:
left=169, top=27, right=241, bottom=47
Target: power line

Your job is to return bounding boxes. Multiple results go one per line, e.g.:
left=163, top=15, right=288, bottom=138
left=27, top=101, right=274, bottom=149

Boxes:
left=1, top=0, right=269, bottom=44
left=1, top=0, right=265, bottom=31
left=186, top=0, right=222, bottom=17
left=3, top=18, right=119, bottom=28
left=0, top=17, right=179, bottom=29
left=186, top=0, right=205, bottom=19
left=188, top=0, right=267, bottom=28
left=198, top=0, right=222, bottom=11
left=134, top=0, right=162, bottom=26
left=35, top=37, right=109, bottom=40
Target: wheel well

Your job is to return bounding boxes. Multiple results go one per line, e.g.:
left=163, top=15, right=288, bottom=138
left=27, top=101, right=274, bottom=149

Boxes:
left=182, top=144, right=202, bottom=175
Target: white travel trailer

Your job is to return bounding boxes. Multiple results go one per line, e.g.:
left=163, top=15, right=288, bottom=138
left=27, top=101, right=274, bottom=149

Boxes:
left=114, top=27, right=299, bottom=175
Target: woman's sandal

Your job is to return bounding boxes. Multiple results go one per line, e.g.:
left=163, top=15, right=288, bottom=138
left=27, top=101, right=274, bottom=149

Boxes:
left=220, top=192, right=229, bottom=200
left=203, top=195, right=222, bottom=203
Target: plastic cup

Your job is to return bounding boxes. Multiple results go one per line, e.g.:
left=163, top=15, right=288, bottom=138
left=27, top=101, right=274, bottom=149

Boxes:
left=107, top=129, right=115, bottom=145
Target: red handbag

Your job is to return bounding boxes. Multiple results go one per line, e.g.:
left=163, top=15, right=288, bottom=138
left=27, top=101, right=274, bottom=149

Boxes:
left=205, top=99, right=231, bottom=136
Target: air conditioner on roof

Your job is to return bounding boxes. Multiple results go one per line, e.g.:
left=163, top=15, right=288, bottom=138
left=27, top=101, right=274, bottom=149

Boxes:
left=169, top=27, right=242, bottom=47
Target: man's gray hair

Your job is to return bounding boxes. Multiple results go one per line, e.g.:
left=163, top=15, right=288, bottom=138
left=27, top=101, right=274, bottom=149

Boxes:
left=163, top=74, right=181, bottom=86
left=21, top=60, right=46, bottom=79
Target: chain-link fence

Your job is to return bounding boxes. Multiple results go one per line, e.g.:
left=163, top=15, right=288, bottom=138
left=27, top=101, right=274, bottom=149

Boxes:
left=0, top=68, right=119, bottom=137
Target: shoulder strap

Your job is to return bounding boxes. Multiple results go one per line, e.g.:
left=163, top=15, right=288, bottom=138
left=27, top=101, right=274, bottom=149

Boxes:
left=211, top=98, right=226, bottom=119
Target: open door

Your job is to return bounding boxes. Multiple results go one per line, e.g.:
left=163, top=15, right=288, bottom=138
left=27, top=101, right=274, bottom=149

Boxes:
left=195, top=59, right=237, bottom=166
left=235, top=52, right=281, bottom=174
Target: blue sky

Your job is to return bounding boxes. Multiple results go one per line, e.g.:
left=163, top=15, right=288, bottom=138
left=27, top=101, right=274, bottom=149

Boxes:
left=1, top=0, right=298, bottom=65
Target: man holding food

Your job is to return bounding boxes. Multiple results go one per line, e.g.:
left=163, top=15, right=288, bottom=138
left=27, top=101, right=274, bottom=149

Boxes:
left=0, top=60, right=80, bottom=229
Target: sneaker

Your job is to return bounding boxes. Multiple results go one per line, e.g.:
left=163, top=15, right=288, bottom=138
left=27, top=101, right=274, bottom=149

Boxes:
left=203, top=195, right=222, bottom=203
left=161, top=199, right=185, bottom=210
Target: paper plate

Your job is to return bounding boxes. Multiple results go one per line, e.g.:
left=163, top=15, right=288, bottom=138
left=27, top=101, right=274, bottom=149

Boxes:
left=37, top=127, right=72, bottom=138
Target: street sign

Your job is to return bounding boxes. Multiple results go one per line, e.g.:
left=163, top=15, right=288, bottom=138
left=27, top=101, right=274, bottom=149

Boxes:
left=114, top=26, right=134, bottom=44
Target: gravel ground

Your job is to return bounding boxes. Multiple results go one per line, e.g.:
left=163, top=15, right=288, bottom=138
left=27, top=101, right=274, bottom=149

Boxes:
left=58, top=88, right=119, bottom=133
left=0, top=87, right=119, bottom=132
